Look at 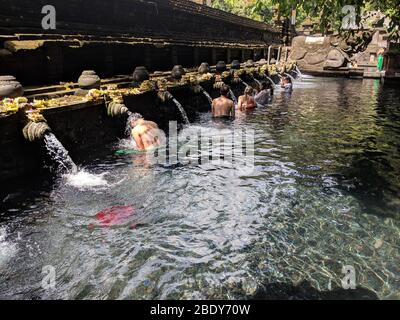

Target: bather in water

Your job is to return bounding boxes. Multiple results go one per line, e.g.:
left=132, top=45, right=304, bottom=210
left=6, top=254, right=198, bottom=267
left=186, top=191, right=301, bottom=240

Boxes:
left=211, top=84, right=236, bottom=120
left=129, top=113, right=164, bottom=151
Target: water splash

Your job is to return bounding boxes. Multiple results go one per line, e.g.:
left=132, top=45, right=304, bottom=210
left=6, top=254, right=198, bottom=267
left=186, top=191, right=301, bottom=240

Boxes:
left=125, top=111, right=136, bottom=137
left=44, top=133, right=78, bottom=174
left=172, top=98, right=190, bottom=125
left=65, top=170, right=109, bottom=190
left=229, top=89, right=238, bottom=105
left=44, top=133, right=111, bottom=190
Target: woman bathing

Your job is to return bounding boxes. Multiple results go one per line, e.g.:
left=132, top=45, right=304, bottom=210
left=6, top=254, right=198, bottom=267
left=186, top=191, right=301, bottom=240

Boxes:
left=238, top=86, right=256, bottom=112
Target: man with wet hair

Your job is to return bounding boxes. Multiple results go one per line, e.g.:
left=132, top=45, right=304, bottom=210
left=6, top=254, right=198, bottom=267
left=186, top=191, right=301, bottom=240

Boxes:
left=280, top=76, right=293, bottom=93
left=129, top=113, right=163, bottom=151
left=211, top=84, right=235, bottom=119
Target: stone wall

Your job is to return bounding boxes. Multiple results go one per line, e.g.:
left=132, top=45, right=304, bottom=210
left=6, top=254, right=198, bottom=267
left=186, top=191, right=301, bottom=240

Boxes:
left=0, top=0, right=281, bottom=85
left=0, top=111, right=43, bottom=181
left=289, top=30, right=395, bottom=78
left=289, top=35, right=349, bottom=71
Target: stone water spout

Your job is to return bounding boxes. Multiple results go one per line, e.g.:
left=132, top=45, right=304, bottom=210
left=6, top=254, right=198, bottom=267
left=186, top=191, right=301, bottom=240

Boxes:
left=106, top=100, right=129, bottom=117
left=0, top=76, right=24, bottom=99
left=22, top=113, right=51, bottom=142
left=185, top=76, right=203, bottom=94
left=245, top=60, right=255, bottom=67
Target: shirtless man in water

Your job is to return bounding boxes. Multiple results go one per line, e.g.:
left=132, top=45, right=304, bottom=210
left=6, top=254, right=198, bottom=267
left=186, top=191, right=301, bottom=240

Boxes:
left=212, top=85, right=235, bottom=119
left=130, top=114, right=163, bottom=151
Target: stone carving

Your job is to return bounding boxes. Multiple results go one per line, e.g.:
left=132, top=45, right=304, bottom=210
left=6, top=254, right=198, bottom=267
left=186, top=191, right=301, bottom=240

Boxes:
left=216, top=61, right=227, bottom=72
left=171, top=65, right=186, bottom=80
left=78, top=70, right=101, bottom=89
left=198, top=62, right=211, bottom=74
left=258, top=59, right=268, bottom=66
left=133, top=66, right=150, bottom=83
left=289, top=47, right=307, bottom=61
left=245, top=60, right=255, bottom=67
left=305, top=50, right=328, bottom=65
left=325, top=49, right=346, bottom=68
left=22, top=121, right=51, bottom=142
left=0, top=75, right=24, bottom=99
left=106, top=101, right=129, bottom=117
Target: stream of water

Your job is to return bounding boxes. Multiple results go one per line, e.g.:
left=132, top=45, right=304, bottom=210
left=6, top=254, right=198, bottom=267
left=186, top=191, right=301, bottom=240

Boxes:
left=229, top=89, right=238, bottom=105
left=172, top=98, right=190, bottom=125
left=202, top=90, right=213, bottom=106
left=44, top=133, right=78, bottom=174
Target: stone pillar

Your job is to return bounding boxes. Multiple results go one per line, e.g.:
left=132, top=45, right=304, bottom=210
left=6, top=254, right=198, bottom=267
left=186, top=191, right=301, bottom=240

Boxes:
left=104, top=46, right=114, bottom=77
left=45, top=44, right=63, bottom=83
left=172, top=46, right=179, bottom=66
left=211, top=48, right=217, bottom=65
left=241, top=49, right=246, bottom=62
left=277, top=46, right=282, bottom=62
left=194, top=47, right=200, bottom=66
left=145, top=46, right=152, bottom=69
left=267, top=46, right=272, bottom=65
left=227, top=49, right=232, bottom=64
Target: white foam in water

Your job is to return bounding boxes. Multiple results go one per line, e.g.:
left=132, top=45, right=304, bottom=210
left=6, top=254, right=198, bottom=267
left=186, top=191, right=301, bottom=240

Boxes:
left=0, top=227, right=17, bottom=267
left=118, top=138, right=137, bottom=150
left=65, top=170, right=109, bottom=190
left=44, top=133, right=113, bottom=190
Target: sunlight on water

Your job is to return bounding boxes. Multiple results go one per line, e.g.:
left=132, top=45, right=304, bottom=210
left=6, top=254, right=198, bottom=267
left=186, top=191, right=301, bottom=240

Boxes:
left=64, top=171, right=109, bottom=190
left=0, top=77, right=399, bottom=300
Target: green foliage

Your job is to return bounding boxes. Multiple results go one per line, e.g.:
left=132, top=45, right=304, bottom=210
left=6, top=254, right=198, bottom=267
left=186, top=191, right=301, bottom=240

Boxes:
left=211, top=0, right=275, bottom=23
left=211, top=0, right=400, bottom=39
